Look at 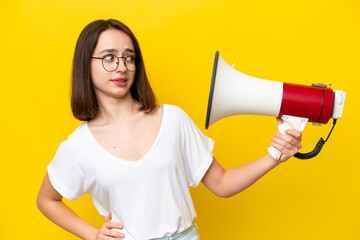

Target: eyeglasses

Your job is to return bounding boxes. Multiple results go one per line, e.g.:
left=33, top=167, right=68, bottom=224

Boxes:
left=91, top=54, right=137, bottom=72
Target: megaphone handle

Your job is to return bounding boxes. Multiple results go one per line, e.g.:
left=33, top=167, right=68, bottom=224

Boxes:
left=267, top=115, right=308, bottom=161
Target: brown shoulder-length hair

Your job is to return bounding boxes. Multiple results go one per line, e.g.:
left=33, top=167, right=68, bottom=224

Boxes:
left=71, top=19, right=157, bottom=121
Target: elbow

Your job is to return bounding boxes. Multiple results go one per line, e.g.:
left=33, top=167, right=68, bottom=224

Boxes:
left=217, top=193, right=234, bottom=198
left=36, top=193, right=46, bottom=213
left=212, top=185, right=250, bottom=198
left=212, top=188, right=239, bottom=198
left=36, top=192, right=54, bottom=213
left=36, top=193, right=60, bottom=217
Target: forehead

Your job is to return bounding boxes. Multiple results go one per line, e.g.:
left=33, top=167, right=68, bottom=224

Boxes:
left=93, top=29, right=135, bottom=54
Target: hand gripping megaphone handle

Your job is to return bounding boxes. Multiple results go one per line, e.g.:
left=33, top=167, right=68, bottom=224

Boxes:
left=267, top=115, right=309, bottom=161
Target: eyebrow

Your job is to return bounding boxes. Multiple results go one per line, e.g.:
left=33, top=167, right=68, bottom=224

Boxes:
left=98, top=48, right=135, bottom=55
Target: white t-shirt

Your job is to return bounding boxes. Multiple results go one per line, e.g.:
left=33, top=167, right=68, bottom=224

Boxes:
left=47, top=104, right=215, bottom=240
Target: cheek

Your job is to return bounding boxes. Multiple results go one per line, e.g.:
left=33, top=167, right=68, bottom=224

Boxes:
left=90, top=62, right=106, bottom=84
left=130, top=72, right=136, bottom=81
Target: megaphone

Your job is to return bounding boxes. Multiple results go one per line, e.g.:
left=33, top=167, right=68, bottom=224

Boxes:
left=205, top=51, right=346, bottom=160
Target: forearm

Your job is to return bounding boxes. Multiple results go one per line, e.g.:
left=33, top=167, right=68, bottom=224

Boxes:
left=38, top=199, right=99, bottom=240
left=221, top=154, right=280, bottom=197
left=203, top=123, right=302, bottom=198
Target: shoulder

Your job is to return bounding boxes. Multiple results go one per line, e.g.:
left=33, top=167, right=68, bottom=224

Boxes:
left=163, top=104, right=199, bottom=132
left=57, top=123, right=88, bottom=153
left=163, top=104, right=191, bottom=120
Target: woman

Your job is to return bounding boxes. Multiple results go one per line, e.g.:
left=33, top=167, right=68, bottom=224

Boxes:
left=37, top=19, right=302, bottom=240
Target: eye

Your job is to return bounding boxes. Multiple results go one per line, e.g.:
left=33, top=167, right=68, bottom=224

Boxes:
left=103, top=54, right=117, bottom=62
left=125, top=55, right=136, bottom=63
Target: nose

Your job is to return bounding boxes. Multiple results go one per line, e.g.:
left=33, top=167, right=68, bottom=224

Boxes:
left=115, top=58, right=127, bottom=72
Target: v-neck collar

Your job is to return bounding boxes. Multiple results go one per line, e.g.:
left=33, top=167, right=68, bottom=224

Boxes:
left=84, top=104, right=167, bottom=166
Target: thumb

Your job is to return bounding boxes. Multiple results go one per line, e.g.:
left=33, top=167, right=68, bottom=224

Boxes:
left=276, top=117, right=283, bottom=126
left=107, top=212, right=112, bottom=222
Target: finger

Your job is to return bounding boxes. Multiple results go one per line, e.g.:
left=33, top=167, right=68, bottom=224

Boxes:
left=103, top=228, right=125, bottom=239
left=273, top=134, right=295, bottom=148
left=284, top=129, right=302, bottom=140
left=272, top=136, right=293, bottom=151
left=104, top=221, right=124, bottom=230
left=100, top=235, right=123, bottom=240
left=274, top=133, right=301, bottom=148
left=107, top=212, right=112, bottom=222
left=272, top=134, right=302, bottom=151
left=271, top=141, right=299, bottom=156
left=98, top=236, right=114, bottom=240
left=273, top=133, right=302, bottom=150
left=276, top=117, right=283, bottom=126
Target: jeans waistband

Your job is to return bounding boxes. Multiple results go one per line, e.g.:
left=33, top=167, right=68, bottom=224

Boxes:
left=152, top=223, right=200, bottom=240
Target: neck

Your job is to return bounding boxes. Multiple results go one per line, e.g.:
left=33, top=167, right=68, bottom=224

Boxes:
left=92, top=93, right=141, bottom=125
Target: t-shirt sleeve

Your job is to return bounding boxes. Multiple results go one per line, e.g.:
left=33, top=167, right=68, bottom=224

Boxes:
left=180, top=109, right=215, bottom=188
left=47, top=141, right=87, bottom=201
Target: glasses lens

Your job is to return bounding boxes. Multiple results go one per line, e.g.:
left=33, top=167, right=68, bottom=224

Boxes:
left=102, top=55, right=118, bottom=72
left=125, top=56, right=136, bottom=72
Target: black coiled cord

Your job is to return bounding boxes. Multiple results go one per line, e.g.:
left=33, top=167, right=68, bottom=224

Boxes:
left=294, top=119, right=337, bottom=160
left=294, top=138, right=325, bottom=159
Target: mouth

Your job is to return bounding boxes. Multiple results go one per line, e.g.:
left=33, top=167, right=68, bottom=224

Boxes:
left=111, top=77, right=128, bottom=87
left=111, top=77, right=127, bottom=83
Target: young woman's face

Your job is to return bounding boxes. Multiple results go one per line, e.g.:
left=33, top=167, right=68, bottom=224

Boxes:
left=90, top=29, right=136, bottom=100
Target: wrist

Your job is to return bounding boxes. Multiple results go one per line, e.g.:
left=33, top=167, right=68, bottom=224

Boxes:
left=267, top=154, right=282, bottom=166
left=86, top=228, right=99, bottom=240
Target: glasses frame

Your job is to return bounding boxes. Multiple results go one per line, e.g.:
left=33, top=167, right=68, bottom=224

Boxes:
left=91, top=55, right=137, bottom=72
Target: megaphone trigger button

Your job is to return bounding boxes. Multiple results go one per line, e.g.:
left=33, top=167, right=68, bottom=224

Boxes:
left=338, top=93, right=344, bottom=105
left=312, top=83, right=328, bottom=88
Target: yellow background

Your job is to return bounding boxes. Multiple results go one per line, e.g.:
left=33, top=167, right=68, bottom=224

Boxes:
left=1, top=0, right=359, bottom=239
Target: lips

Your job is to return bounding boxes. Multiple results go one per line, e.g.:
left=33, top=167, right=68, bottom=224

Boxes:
left=111, top=77, right=128, bottom=87
left=111, top=77, right=127, bottom=82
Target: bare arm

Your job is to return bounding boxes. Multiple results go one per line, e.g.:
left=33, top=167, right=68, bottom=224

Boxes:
left=202, top=127, right=302, bottom=198
left=37, top=173, right=124, bottom=240
left=37, top=173, right=99, bottom=239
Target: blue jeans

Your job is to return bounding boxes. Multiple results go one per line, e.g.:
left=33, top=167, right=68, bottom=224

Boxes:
left=151, top=223, right=200, bottom=240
